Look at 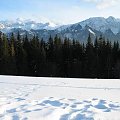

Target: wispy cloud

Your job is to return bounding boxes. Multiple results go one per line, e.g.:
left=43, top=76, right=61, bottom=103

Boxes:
left=84, top=0, right=120, bottom=9
left=1, top=0, right=120, bottom=23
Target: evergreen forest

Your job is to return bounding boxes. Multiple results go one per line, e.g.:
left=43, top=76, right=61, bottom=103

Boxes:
left=0, top=31, right=120, bottom=79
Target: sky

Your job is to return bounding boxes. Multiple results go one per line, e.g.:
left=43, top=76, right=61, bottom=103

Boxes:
left=0, top=0, right=120, bottom=24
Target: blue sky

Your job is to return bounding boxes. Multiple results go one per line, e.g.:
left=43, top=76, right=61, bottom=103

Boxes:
left=0, top=0, right=120, bottom=24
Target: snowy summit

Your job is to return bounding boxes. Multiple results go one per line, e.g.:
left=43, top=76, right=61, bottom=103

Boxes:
left=0, top=18, right=60, bottom=32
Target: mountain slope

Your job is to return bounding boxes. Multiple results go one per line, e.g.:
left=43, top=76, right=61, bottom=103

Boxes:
left=0, top=18, right=60, bottom=32
left=79, top=16, right=120, bottom=34
left=1, top=16, right=120, bottom=42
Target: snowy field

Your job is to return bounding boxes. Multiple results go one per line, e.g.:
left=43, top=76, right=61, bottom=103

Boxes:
left=0, top=76, right=120, bottom=120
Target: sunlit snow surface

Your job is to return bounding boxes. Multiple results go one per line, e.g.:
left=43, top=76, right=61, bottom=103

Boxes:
left=0, top=76, right=120, bottom=120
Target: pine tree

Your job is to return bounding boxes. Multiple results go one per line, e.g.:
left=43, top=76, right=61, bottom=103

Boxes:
left=85, top=33, right=95, bottom=78
left=15, top=33, right=28, bottom=75
left=10, top=33, right=15, bottom=57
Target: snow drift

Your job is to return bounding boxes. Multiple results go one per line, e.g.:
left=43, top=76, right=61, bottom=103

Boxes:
left=0, top=75, right=120, bottom=120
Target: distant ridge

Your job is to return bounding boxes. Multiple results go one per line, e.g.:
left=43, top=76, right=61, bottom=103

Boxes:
left=1, top=16, right=120, bottom=42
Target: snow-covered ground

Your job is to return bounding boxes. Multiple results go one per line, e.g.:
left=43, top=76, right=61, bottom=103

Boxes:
left=0, top=76, right=120, bottom=120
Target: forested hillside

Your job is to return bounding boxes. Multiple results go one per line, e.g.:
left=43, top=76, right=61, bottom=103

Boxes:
left=0, top=31, right=120, bottom=78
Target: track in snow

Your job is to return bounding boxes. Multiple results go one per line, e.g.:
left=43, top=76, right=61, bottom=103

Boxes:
left=0, top=76, right=120, bottom=120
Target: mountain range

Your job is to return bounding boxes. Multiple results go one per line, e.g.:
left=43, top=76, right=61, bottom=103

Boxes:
left=1, top=16, right=120, bottom=43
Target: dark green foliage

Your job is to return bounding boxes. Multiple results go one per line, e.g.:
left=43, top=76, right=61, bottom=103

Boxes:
left=0, top=31, right=120, bottom=78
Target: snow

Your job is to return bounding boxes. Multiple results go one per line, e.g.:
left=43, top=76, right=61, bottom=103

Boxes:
left=88, top=29, right=95, bottom=36
left=0, top=24, right=5, bottom=29
left=80, top=16, right=120, bottom=34
left=0, top=18, right=59, bottom=32
left=0, top=75, right=120, bottom=120
left=1, top=16, right=120, bottom=35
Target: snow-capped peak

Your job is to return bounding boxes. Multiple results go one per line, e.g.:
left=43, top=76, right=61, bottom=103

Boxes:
left=79, top=16, right=120, bottom=34
left=47, top=22, right=57, bottom=28
left=107, top=16, right=116, bottom=21
left=1, top=16, right=120, bottom=35
left=0, top=18, right=60, bottom=32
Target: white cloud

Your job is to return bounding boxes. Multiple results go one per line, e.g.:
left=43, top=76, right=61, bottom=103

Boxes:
left=84, top=0, right=120, bottom=9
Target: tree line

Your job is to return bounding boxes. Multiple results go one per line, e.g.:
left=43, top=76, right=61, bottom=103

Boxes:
left=0, top=31, right=120, bottom=78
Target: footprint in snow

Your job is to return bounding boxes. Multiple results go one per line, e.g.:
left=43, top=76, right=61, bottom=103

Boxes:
left=43, top=100, right=63, bottom=107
